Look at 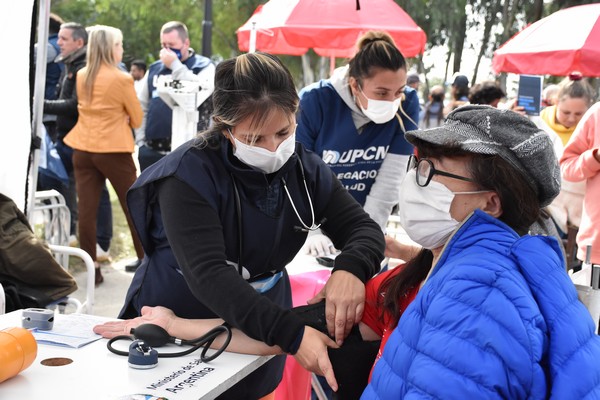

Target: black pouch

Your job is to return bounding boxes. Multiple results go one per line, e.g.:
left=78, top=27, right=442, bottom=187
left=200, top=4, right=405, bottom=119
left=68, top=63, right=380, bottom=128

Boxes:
left=292, top=300, right=381, bottom=400
left=1, top=277, right=54, bottom=313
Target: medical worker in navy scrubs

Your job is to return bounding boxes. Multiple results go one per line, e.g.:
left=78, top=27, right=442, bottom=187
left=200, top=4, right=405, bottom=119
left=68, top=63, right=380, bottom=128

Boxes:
left=119, top=52, right=385, bottom=399
left=297, top=31, right=419, bottom=258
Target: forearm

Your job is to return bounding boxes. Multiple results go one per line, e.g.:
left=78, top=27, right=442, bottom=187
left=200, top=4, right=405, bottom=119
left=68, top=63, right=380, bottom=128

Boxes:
left=169, top=316, right=283, bottom=355
left=170, top=60, right=215, bottom=82
left=561, top=147, right=600, bottom=181
left=44, top=97, right=77, bottom=116
left=384, top=235, right=421, bottom=261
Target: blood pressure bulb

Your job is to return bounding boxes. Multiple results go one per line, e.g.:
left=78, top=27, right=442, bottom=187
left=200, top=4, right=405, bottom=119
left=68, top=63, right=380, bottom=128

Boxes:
left=0, top=327, right=37, bottom=383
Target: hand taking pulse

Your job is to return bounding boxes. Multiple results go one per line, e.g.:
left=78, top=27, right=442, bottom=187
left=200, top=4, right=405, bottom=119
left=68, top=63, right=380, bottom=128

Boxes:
left=294, top=326, right=339, bottom=391
left=307, top=270, right=365, bottom=346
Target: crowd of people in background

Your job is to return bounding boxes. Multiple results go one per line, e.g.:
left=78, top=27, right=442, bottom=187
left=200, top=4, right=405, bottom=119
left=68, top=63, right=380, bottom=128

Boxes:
left=31, top=12, right=600, bottom=399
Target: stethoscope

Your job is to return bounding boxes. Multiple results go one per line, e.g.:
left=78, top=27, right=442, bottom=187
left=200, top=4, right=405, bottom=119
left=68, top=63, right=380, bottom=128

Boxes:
left=230, top=156, right=323, bottom=278
left=106, top=322, right=232, bottom=366
left=282, top=157, right=323, bottom=233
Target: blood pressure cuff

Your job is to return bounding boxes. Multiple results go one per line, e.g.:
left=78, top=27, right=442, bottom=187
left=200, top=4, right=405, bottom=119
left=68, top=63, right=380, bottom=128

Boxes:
left=292, top=300, right=363, bottom=342
left=292, top=300, right=380, bottom=400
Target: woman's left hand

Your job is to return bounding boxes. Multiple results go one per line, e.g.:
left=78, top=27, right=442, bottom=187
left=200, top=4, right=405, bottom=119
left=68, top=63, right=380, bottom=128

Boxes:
left=293, top=326, right=339, bottom=391
left=307, top=270, right=365, bottom=346
left=93, top=306, right=176, bottom=338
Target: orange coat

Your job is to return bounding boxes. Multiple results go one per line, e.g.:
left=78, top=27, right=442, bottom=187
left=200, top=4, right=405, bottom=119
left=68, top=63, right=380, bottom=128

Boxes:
left=65, top=65, right=142, bottom=153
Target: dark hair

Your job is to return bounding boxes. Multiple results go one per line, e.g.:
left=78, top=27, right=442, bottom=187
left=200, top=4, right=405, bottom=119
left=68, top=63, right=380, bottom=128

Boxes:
left=161, top=21, right=189, bottom=41
left=468, top=81, right=506, bottom=105
left=348, top=31, right=407, bottom=83
left=60, top=22, right=88, bottom=45
left=198, top=52, right=298, bottom=146
left=423, top=85, right=445, bottom=127
left=452, top=85, right=469, bottom=101
left=49, top=13, right=64, bottom=35
left=379, top=249, right=433, bottom=325
left=131, top=59, right=147, bottom=73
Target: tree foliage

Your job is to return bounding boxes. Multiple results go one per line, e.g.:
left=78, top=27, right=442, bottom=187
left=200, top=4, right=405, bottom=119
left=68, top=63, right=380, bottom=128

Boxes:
left=50, top=0, right=598, bottom=87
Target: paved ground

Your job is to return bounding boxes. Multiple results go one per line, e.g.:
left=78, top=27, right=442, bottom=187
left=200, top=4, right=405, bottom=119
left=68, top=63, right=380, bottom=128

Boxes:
left=70, top=257, right=136, bottom=317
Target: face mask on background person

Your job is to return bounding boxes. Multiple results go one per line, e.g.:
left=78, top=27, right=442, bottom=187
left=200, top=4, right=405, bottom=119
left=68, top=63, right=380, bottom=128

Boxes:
left=357, top=87, right=402, bottom=124
left=228, top=130, right=296, bottom=174
left=398, top=169, right=461, bottom=249
left=169, top=47, right=183, bottom=60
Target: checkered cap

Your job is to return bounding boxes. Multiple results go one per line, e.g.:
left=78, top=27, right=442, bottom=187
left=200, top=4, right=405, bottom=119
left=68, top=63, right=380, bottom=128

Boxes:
left=405, top=105, right=560, bottom=207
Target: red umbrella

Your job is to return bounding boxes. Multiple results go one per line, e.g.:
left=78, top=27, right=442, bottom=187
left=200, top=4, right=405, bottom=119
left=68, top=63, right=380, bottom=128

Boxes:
left=237, top=0, right=426, bottom=58
left=492, top=3, right=600, bottom=77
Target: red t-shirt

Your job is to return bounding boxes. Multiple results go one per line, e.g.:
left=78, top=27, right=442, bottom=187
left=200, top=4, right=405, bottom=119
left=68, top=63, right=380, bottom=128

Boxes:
left=361, top=265, right=420, bottom=377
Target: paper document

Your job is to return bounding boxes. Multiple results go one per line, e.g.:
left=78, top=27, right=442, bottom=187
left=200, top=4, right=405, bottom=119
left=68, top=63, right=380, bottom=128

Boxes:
left=31, top=313, right=113, bottom=348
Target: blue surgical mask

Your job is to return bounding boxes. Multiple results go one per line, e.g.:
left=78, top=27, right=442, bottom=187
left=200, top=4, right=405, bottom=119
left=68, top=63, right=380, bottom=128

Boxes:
left=169, top=47, right=183, bottom=60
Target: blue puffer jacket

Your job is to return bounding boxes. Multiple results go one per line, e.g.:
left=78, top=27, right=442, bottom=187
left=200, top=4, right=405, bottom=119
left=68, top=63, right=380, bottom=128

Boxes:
left=363, top=210, right=600, bottom=399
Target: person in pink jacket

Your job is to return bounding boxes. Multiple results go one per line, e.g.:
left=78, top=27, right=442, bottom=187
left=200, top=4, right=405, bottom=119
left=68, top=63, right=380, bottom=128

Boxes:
left=561, top=102, right=600, bottom=264
left=64, top=25, right=144, bottom=284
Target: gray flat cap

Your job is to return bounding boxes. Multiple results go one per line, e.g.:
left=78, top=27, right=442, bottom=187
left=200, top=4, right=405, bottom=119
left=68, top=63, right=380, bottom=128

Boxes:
left=405, top=104, right=560, bottom=207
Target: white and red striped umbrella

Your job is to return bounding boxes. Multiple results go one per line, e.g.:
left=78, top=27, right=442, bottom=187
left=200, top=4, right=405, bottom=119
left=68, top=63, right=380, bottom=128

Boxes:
left=493, top=3, right=600, bottom=77
left=237, top=0, right=426, bottom=58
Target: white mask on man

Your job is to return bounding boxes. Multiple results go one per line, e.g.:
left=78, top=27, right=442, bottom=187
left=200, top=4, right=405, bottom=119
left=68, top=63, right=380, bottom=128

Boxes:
left=357, top=87, right=402, bottom=124
left=228, top=130, right=296, bottom=174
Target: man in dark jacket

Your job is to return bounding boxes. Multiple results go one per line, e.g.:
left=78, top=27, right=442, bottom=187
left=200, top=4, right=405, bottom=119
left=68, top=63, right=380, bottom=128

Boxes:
left=129, top=21, right=214, bottom=272
left=41, top=22, right=113, bottom=259
left=135, top=21, right=214, bottom=172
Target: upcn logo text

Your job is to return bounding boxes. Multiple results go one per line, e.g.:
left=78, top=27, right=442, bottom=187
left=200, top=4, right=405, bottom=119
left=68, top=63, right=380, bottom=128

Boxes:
left=322, top=146, right=388, bottom=165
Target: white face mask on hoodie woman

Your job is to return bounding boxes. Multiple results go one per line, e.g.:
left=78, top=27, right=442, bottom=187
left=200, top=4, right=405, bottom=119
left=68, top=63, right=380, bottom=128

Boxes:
left=228, top=129, right=296, bottom=174
left=357, top=87, right=402, bottom=124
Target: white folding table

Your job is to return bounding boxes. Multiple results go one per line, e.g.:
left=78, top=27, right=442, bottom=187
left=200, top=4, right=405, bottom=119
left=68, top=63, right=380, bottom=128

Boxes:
left=0, top=310, right=271, bottom=400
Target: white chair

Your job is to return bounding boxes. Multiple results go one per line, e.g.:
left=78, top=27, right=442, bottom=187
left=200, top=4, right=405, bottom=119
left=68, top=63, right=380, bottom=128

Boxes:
left=33, top=190, right=71, bottom=267
left=47, top=245, right=95, bottom=314
left=31, top=190, right=95, bottom=314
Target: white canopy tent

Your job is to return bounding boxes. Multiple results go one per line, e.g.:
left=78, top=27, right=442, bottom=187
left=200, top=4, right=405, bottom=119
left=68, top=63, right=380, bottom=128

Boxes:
left=0, top=0, right=47, bottom=214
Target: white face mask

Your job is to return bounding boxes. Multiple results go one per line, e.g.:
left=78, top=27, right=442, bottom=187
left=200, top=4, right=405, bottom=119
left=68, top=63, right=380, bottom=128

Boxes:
left=357, top=87, right=402, bottom=124
left=398, top=169, right=460, bottom=249
left=228, top=130, right=296, bottom=174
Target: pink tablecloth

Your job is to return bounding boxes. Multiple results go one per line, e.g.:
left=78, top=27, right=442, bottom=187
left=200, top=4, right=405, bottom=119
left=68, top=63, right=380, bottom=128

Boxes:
left=275, top=268, right=331, bottom=400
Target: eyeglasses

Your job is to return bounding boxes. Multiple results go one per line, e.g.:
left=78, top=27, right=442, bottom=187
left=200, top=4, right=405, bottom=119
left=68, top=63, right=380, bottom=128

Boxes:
left=407, top=155, right=474, bottom=187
